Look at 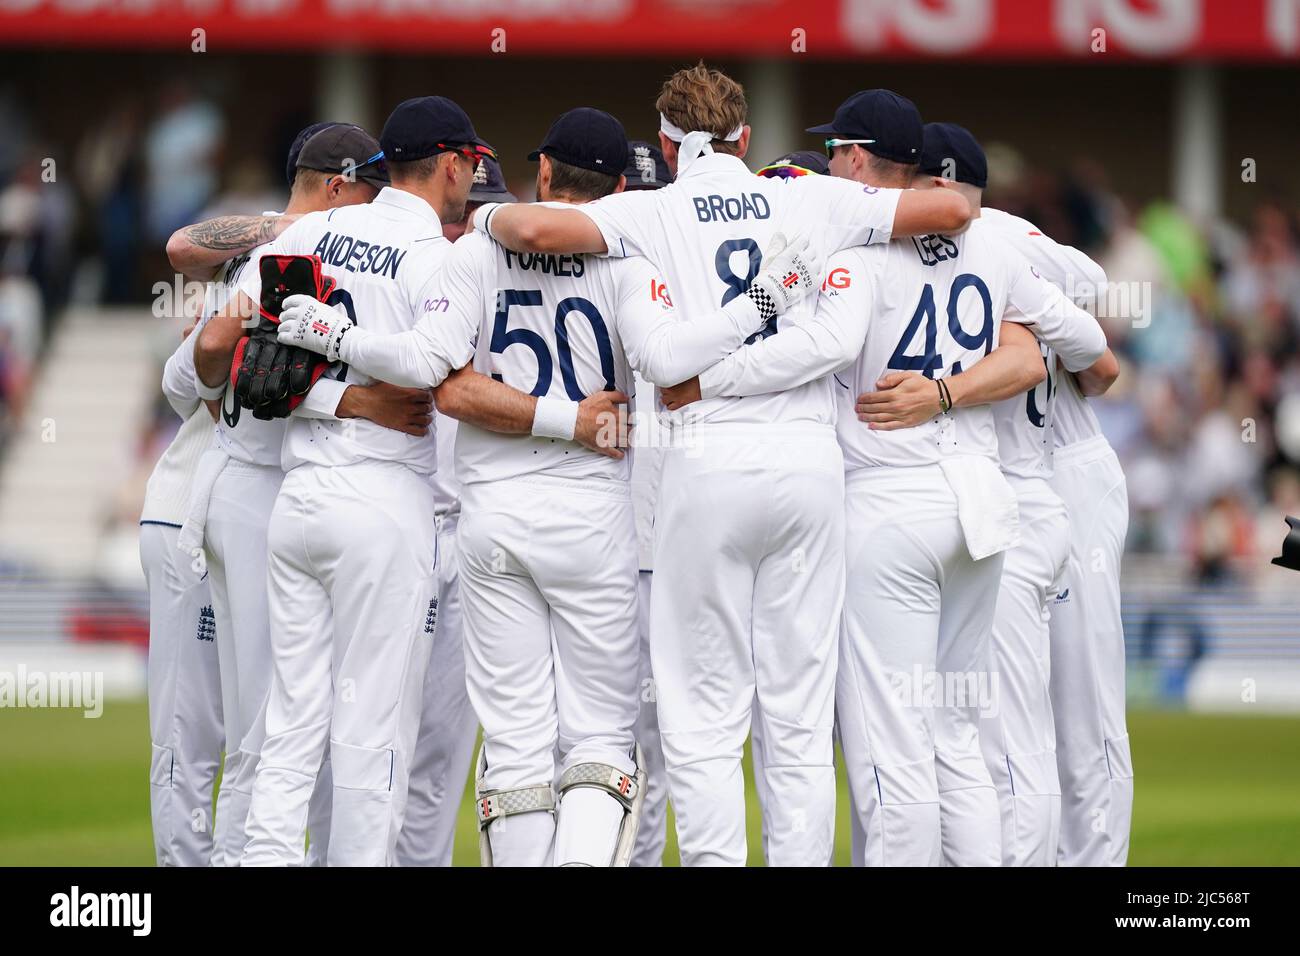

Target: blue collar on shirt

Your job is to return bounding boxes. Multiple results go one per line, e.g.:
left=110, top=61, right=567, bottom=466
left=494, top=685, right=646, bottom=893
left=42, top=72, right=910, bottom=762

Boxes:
left=373, top=186, right=441, bottom=224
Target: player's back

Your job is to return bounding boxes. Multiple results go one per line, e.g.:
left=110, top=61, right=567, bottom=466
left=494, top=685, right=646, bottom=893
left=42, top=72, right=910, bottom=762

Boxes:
left=246, top=190, right=451, bottom=474
left=837, top=218, right=1020, bottom=470
left=454, top=226, right=637, bottom=486
left=582, top=152, right=898, bottom=427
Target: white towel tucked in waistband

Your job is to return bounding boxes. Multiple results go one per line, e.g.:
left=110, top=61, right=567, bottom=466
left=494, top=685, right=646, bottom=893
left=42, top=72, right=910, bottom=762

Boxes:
left=937, top=455, right=1021, bottom=561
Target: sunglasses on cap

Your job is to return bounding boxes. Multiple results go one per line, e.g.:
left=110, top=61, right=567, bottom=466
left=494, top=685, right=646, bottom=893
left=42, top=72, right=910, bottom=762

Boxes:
left=338, top=150, right=387, bottom=181
left=756, top=161, right=819, bottom=180
left=438, top=142, right=498, bottom=170
left=824, top=137, right=876, bottom=159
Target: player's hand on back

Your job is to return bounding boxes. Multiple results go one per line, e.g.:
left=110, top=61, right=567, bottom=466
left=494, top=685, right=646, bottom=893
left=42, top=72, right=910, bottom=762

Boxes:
left=338, top=381, right=434, bottom=437
left=660, top=377, right=702, bottom=411
left=855, top=371, right=945, bottom=430
left=277, top=294, right=355, bottom=362
left=746, top=232, right=823, bottom=318
left=574, top=389, right=631, bottom=460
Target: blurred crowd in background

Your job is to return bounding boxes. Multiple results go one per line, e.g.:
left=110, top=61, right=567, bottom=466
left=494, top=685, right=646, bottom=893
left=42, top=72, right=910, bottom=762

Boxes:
left=0, top=81, right=1297, bottom=592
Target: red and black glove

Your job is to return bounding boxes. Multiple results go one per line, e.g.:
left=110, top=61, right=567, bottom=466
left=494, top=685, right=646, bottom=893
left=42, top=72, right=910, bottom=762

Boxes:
left=231, top=255, right=337, bottom=419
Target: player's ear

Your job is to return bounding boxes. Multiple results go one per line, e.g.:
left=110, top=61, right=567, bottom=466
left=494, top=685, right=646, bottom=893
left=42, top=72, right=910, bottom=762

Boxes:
left=537, top=154, right=552, bottom=197
left=735, top=126, right=751, bottom=159
left=613, top=174, right=626, bottom=195
left=658, top=133, right=678, bottom=174
left=440, top=151, right=459, bottom=183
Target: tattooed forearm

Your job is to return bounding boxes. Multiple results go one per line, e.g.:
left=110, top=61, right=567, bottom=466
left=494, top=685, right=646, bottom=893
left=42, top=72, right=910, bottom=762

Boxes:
left=166, top=214, right=299, bottom=281
left=183, top=215, right=283, bottom=252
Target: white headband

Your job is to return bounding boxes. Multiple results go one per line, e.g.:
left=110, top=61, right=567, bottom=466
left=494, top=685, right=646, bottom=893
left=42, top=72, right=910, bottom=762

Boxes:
left=658, top=113, right=743, bottom=144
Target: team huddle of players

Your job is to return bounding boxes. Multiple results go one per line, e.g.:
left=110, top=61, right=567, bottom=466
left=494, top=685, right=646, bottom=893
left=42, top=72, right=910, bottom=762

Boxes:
left=139, top=63, right=1132, bottom=867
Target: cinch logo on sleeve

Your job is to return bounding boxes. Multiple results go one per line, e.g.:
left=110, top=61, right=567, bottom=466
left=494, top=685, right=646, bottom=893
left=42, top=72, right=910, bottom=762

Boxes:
left=50, top=886, right=151, bottom=937
left=423, top=296, right=451, bottom=315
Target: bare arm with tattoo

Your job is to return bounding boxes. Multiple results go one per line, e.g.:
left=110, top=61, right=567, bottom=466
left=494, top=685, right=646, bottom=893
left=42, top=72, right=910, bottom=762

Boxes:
left=166, top=214, right=301, bottom=281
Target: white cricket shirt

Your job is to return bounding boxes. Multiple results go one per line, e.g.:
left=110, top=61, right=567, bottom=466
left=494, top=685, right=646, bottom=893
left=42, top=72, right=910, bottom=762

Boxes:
left=238, top=187, right=454, bottom=475
left=577, top=151, right=901, bottom=427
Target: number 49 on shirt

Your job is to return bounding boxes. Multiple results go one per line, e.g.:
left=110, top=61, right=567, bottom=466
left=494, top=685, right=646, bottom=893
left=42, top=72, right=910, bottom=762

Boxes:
left=888, top=273, right=994, bottom=379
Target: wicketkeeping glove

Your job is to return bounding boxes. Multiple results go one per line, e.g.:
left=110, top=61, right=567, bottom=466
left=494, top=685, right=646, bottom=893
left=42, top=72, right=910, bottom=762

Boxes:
left=276, top=294, right=355, bottom=363
left=744, top=233, right=823, bottom=323
left=231, top=254, right=337, bottom=419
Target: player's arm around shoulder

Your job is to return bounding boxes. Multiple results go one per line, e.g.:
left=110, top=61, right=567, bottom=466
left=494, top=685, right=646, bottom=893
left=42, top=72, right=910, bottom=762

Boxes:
left=166, top=212, right=302, bottom=282
left=1002, top=248, right=1107, bottom=372
left=473, top=200, right=609, bottom=255
left=891, top=179, right=972, bottom=238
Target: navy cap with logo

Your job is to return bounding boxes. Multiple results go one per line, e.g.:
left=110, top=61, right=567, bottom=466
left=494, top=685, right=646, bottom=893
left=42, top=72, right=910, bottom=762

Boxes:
left=919, top=122, right=988, bottom=189
left=623, top=140, right=671, bottom=190
left=469, top=144, right=517, bottom=204
left=296, top=124, right=390, bottom=190
left=529, top=108, right=628, bottom=177
left=380, top=95, right=489, bottom=163
left=286, top=121, right=343, bottom=185
left=806, top=89, right=923, bottom=165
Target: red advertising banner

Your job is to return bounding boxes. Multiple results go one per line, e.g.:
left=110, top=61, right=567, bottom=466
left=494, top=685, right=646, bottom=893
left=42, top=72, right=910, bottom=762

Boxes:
left=0, top=0, right=1296, bottom=60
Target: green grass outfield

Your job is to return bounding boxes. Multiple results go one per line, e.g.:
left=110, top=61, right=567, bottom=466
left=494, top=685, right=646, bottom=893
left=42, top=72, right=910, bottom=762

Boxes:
left=1, top=702, right=1297, bottom=865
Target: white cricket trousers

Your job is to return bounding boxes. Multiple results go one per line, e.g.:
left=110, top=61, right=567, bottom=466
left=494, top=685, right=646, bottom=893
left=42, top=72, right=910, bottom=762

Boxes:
left=458, top=474, right=640, bottom=867
left=630, top=570, right=670, bottom=867
left=981, top=477, right=1068, bottom=866
left=838, top=464, right=1003, bottom=867
left=242, top=460, right=438, bottom=867
left=203, top=459, right=282, bottom=866
left=141, top=522, right=224, bottom=866
left=652, top=422, right=843, bottom=867
left=395, top=515, right=478, bottom=867
left=1048, top=436, right=1132, bottom=866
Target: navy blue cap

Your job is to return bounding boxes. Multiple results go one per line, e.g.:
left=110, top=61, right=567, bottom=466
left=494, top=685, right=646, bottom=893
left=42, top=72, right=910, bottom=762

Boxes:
left=286, top=122, right=343, bottom=185
left=920, top=122, right=987, bottom=189
left=623, top=140, right=671, bottom=190
left=806, top=90, right=923, bottom=164
left=380, top=96, right=485, bottom=163
left=528, top=108, right=628, bottom=177
left=469, top=145, right=517, bottom=203
left=757, top=150, right=830, bottom=178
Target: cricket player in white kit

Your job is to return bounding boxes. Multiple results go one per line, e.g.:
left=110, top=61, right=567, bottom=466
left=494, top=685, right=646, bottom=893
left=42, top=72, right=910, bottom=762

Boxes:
left=395, top=153, right=515, bottom=867
left=284, top=106, right=822, bottom=866
left=141, top=324, right=224, bottom=867
left=916, top=124, right=1114, bottom=866
left=195, top=97, right=486, bottom=866
left=977, top=190, right=1130, bottom=867
left=475, top=69, right=973, bottom=866
left=619, top=139, right=675, bottom=867
left=690, top=95, right=1107, bottom=866
left=185, top=125, right=387, bottom=864
left=146, top=127, right=344, bottom=864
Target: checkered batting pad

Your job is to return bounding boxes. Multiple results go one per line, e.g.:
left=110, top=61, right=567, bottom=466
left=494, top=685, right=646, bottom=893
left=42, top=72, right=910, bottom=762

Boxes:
left=477, top=785, right=555, bottom=827
left=559, top=763, right=639, bottom=808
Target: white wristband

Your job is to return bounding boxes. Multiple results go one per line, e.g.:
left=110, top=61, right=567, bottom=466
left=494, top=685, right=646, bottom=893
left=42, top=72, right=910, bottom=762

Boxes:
left=532, top=396, right=578, bottom=440
left=195, top=374, right=226, bottom=401
left=471, top=202, right=504, bottom=240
